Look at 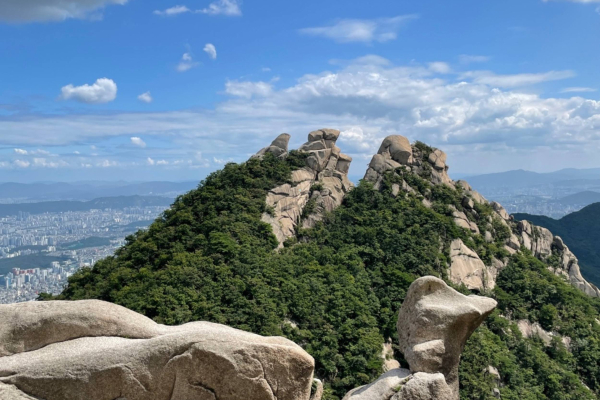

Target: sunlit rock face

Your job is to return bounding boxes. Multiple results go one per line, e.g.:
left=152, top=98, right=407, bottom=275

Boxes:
left=397, top=276, right=497, bottom=400
left=343, top=276, right=496, bottom=400
left=0, top=300, right=315, bottom=400
left=259, top=129, right=353, bottom=247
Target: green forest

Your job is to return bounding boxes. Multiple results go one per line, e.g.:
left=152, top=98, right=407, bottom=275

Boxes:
left=54, top=152, right=600, bottom=400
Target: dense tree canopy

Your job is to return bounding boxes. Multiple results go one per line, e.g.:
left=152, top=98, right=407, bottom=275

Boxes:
left=56, top=153, right=600, bottom=399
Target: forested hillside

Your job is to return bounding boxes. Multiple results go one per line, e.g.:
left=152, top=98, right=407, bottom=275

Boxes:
left=56, top=151, right=600, bottom=400
left=515, top=203, right=600, bottom=286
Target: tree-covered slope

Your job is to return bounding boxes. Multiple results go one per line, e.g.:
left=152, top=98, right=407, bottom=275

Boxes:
left=56, top=153, right=600, bottom=400
left=515, top=203, right=600, bottom=286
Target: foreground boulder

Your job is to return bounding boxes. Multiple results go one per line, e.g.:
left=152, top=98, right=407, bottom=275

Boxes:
left=0, top=300, right=315, bottom=400
left=343, top=276, right=496, bottom=400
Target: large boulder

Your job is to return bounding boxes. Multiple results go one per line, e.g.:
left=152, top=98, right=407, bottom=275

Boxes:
left=0, top=300, right=315, bottom=400
left=254, top=133, right=291, bottom=159
left=397, top=276, right=497, bottom=400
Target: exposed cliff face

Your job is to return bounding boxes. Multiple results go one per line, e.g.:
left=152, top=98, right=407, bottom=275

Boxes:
left=257, top=129, right=353, bottom=247
left=0, top=300, right=316, bottom=400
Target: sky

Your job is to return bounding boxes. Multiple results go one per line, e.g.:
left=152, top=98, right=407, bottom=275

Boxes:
left=1, top=0, right=600, bottom=182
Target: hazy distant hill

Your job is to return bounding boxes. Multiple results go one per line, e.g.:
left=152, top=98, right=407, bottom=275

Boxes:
left=466, top=168, right=600, bottom=190
left=0, top=181, right=198, bottom=202
left=514, top=202, right=600, bottom=286
left=0, top=195, right=173, bottom=217
left=554, top=191, right=600, bottom=207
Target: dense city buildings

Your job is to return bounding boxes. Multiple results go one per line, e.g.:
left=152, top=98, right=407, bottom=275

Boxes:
left=0, top=205, right=165, bottom=303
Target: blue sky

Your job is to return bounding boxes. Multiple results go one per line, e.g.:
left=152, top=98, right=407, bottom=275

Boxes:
left=1, top=0, right=600, bottom=182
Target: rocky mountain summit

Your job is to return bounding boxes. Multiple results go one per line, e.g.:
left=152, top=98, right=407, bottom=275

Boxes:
left=257, top=129, right=599, bottom=299
left=0, top=277, right=494, bottom=400
left=256, top=129, right=353, bottom=246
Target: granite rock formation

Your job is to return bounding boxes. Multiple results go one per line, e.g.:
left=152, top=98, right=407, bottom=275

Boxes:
left=0, top=300, right=315, bottom=400
left=364, top=134, right=600, bottom=298
left=259, top=129, right=353, bottom=247
left=343, top=276, right=496, bottom=400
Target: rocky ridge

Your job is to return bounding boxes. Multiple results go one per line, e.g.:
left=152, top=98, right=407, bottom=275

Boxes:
left=256, top=129, right=353, bottom=247
left=360, top=134, right=600, bottom=298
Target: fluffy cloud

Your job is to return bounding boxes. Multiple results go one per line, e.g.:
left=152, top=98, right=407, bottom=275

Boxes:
left=130, top=137, right=146, bottom=148
left=4, top=56, right=600, bottom=175
left=153, top=5, right=190, bottom=16
left=60, top=78, right=117, bottom=104
left=177, top=53, right=199, bottom=72
left=0, top=0, right=128, bottom=23
left=299, top=15, right=417, bottom=43
left=13, top=160, right=30, bottom=168
left=428, top=62, right=451, bottom=74
left=138, top=91, right=153, bottom=103
left=14, top=148, right=28, bottom=155
left=204, top=43, right=217, bottom=60
left=199, top=0, right=242, bottom=16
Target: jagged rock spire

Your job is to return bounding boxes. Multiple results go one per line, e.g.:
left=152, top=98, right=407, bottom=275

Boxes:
left=260, top=129, right=353, bottom=247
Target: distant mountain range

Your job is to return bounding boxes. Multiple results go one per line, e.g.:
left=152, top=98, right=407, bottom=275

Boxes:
left=554, top=191, right=600, bottom=207
left=514, top=202, right=600, bottom=286
left=0, top=181, right=198, bottom=203
left=0, top=195, right=173, bottom=217
left=465, top=168, right=600, bottom=190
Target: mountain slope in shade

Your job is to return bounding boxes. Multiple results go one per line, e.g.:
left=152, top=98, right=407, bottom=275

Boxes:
left=515, top=202, right=600, bottom=286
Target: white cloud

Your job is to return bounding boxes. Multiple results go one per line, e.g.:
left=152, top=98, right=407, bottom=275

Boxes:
left=428, top=62, right=451, bottom=74
left=147, top=157, right=155, bottom=165
left=156, top=160, right=169, bottom=165
left=199, top=0, right=242, bottom=16
left=299, top=15, right=417, bottom=43
left=138, top=91, right=153, bottom=103
left=0, top=0, right=128, bottom=23
left=459, top=55, right=491, bottom=64
left=261, top=67, right=271, bottom=72
left=461, top=70, right=575, bottom=88
left=60, top=78, right=117, bottom=104
left=225, top=80, right=273, bottom=98
left=561, top=87, right=597, bottom=93
left=14, top=148, right=28, bottom=155
left=4, top=56, right=600, bottom=175
left=13, top=160, right=30, bottom=168
left=177, top=52, right=199, bottom=72
left=203, top=43, right=217, bottom=60
left=153, top=5, right=190, bottom=16
left=130, top=137, right=146, bottom=148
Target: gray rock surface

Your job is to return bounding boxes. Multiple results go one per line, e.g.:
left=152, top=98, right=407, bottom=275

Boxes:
left=393, top=372, right=453, bottom=400
left=0, top=300, right=315, bottom=400
left=342, top=369, right=411, bottom=400
left=448, top=239, right=490, bottom=291
left=397, top=276, right=497, bottom=400
left=261, top=129, right=353, bottom=247
left=254, top=133, right=291, bottom=159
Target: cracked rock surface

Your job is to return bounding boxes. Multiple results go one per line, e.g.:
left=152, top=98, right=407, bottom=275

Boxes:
left=0, top=300, right=315, bottom=400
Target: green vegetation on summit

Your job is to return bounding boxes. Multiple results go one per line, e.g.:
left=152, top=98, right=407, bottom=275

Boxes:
left=55, top=146, right=600, bottom=400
